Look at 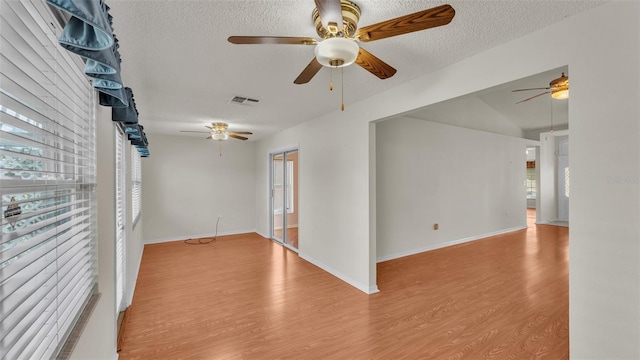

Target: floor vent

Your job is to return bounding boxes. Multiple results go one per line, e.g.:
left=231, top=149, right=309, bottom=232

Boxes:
left=230, top=95, right=260, bottom=105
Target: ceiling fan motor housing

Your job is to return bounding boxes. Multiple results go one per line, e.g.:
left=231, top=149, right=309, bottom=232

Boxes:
left=211, top=122, right=228, bottom=133
left=550, top=72, right=569, bottom=99
left=312, top=0, right=361, bottom=38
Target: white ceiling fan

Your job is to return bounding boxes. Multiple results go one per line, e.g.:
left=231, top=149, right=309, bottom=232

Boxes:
left=180, top=122, right=253, bottom=156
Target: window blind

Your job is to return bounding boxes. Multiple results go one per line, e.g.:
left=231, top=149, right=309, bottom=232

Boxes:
left=115, top=127, right=124, bottom=312
left=0, top=0, right=97, bottom=359
left=131, top=146, right=141, bottom=224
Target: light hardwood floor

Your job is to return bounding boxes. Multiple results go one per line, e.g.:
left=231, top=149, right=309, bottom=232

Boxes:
left=119, top=212, right=568, bottom=359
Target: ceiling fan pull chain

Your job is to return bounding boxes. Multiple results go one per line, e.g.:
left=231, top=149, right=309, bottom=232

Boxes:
left=330, top=67, right=334, bottom=91
left=218, top=140, right=223, bottom=157
left=341, top=66, right=345, bottom=111
left=549, top=94, right=554, bottom=132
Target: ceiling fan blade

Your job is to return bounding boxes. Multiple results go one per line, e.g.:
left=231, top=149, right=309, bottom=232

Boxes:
left=314, top=0, right=343, bottom=31
left=356, top=4, right=455, bottom=42
left=180, top=130, right=210, bottom=133
left=205, top=125, right=214, bottom=129
left=294, top=58, right=323, bottom=84
left=512, top=87, right=551, bottom=92
left=228, top=131, right=253, bottom=135
left=228, top=36, right=318, bottom=45
left=206, top=135, right=213, bottom=140
left=355, top=47, right=397, bottom=79
left=229, top=134, right=248, bottom=141
left=516, top=91, right=549, bottom=104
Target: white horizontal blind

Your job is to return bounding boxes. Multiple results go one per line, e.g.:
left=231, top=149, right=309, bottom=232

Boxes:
left=131, top=146, right=141, bottom=224
left=115, top=127, right=124, bottom=312
left=0, top=0, right=97, bottom=359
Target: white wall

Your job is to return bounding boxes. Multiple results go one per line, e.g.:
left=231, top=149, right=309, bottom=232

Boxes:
left=141, top=134, right=257, bottom=242
left=254, top=2, right=639, bottom=356
left=376, top=117, right=528, bottom=261
left=254, top=117, right=377, bottom=294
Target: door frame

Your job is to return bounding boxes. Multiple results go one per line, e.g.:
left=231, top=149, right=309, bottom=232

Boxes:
left=557, top=137, right=569, bottom=222
left=268, top=146, right=299, bottom=252
left=537, top=129, right=569, bottom=225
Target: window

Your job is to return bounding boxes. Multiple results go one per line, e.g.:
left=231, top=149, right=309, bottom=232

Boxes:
left=526, top=167, right=536, bottom=199
left=0, top=2, right=97, bottom=359
left=131, top=146, right=141, bottom=224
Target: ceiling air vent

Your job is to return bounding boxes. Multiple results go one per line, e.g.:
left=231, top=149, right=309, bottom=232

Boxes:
left=230, top=95, right=260, bottom=106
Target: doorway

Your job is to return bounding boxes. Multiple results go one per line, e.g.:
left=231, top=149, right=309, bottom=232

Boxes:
left=557, top=137, right=569, bottom=222
left=270, top=149, right=299, bottom=250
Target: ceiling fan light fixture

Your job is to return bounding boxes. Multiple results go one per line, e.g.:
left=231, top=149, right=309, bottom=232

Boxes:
left=550, top=72, right=569, bottom=99
left=551, top=88, right=569, bottom=99
left=314, top=37, right=359, bottom=68
left=212, top=133, right=229, bottom=141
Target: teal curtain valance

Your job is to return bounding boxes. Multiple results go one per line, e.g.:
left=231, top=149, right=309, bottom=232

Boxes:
left=47, top=0, right=150, bottom=156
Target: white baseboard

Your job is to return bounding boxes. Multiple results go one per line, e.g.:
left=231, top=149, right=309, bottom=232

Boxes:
left=376, top=226, right=527, bottom=263
left=537, top=220, right=569, bottom=227
left=145, top=229, right=257, bottom=245
left=298, top=252, right=378, bottom=295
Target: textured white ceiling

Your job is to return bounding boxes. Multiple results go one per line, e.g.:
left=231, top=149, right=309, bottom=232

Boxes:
left=107, top=0, right=603, bottom=139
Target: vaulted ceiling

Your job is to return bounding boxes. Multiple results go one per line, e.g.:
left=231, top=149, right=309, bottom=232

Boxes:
left=108, top=1, right=603, bottom=140
left=408, top=66, right=570, bottom=137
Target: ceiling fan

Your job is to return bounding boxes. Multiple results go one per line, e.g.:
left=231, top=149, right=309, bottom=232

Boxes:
left=180, top=122, right=252, bottom=156
left=228, top=0, right=455, bottom=109
left=180, top=122, right=252, bottom=140
left=512, top=72, right=569, bottom=104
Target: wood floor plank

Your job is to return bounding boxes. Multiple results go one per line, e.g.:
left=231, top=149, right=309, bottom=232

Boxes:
left=119, top=215, right=568, bottom=359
